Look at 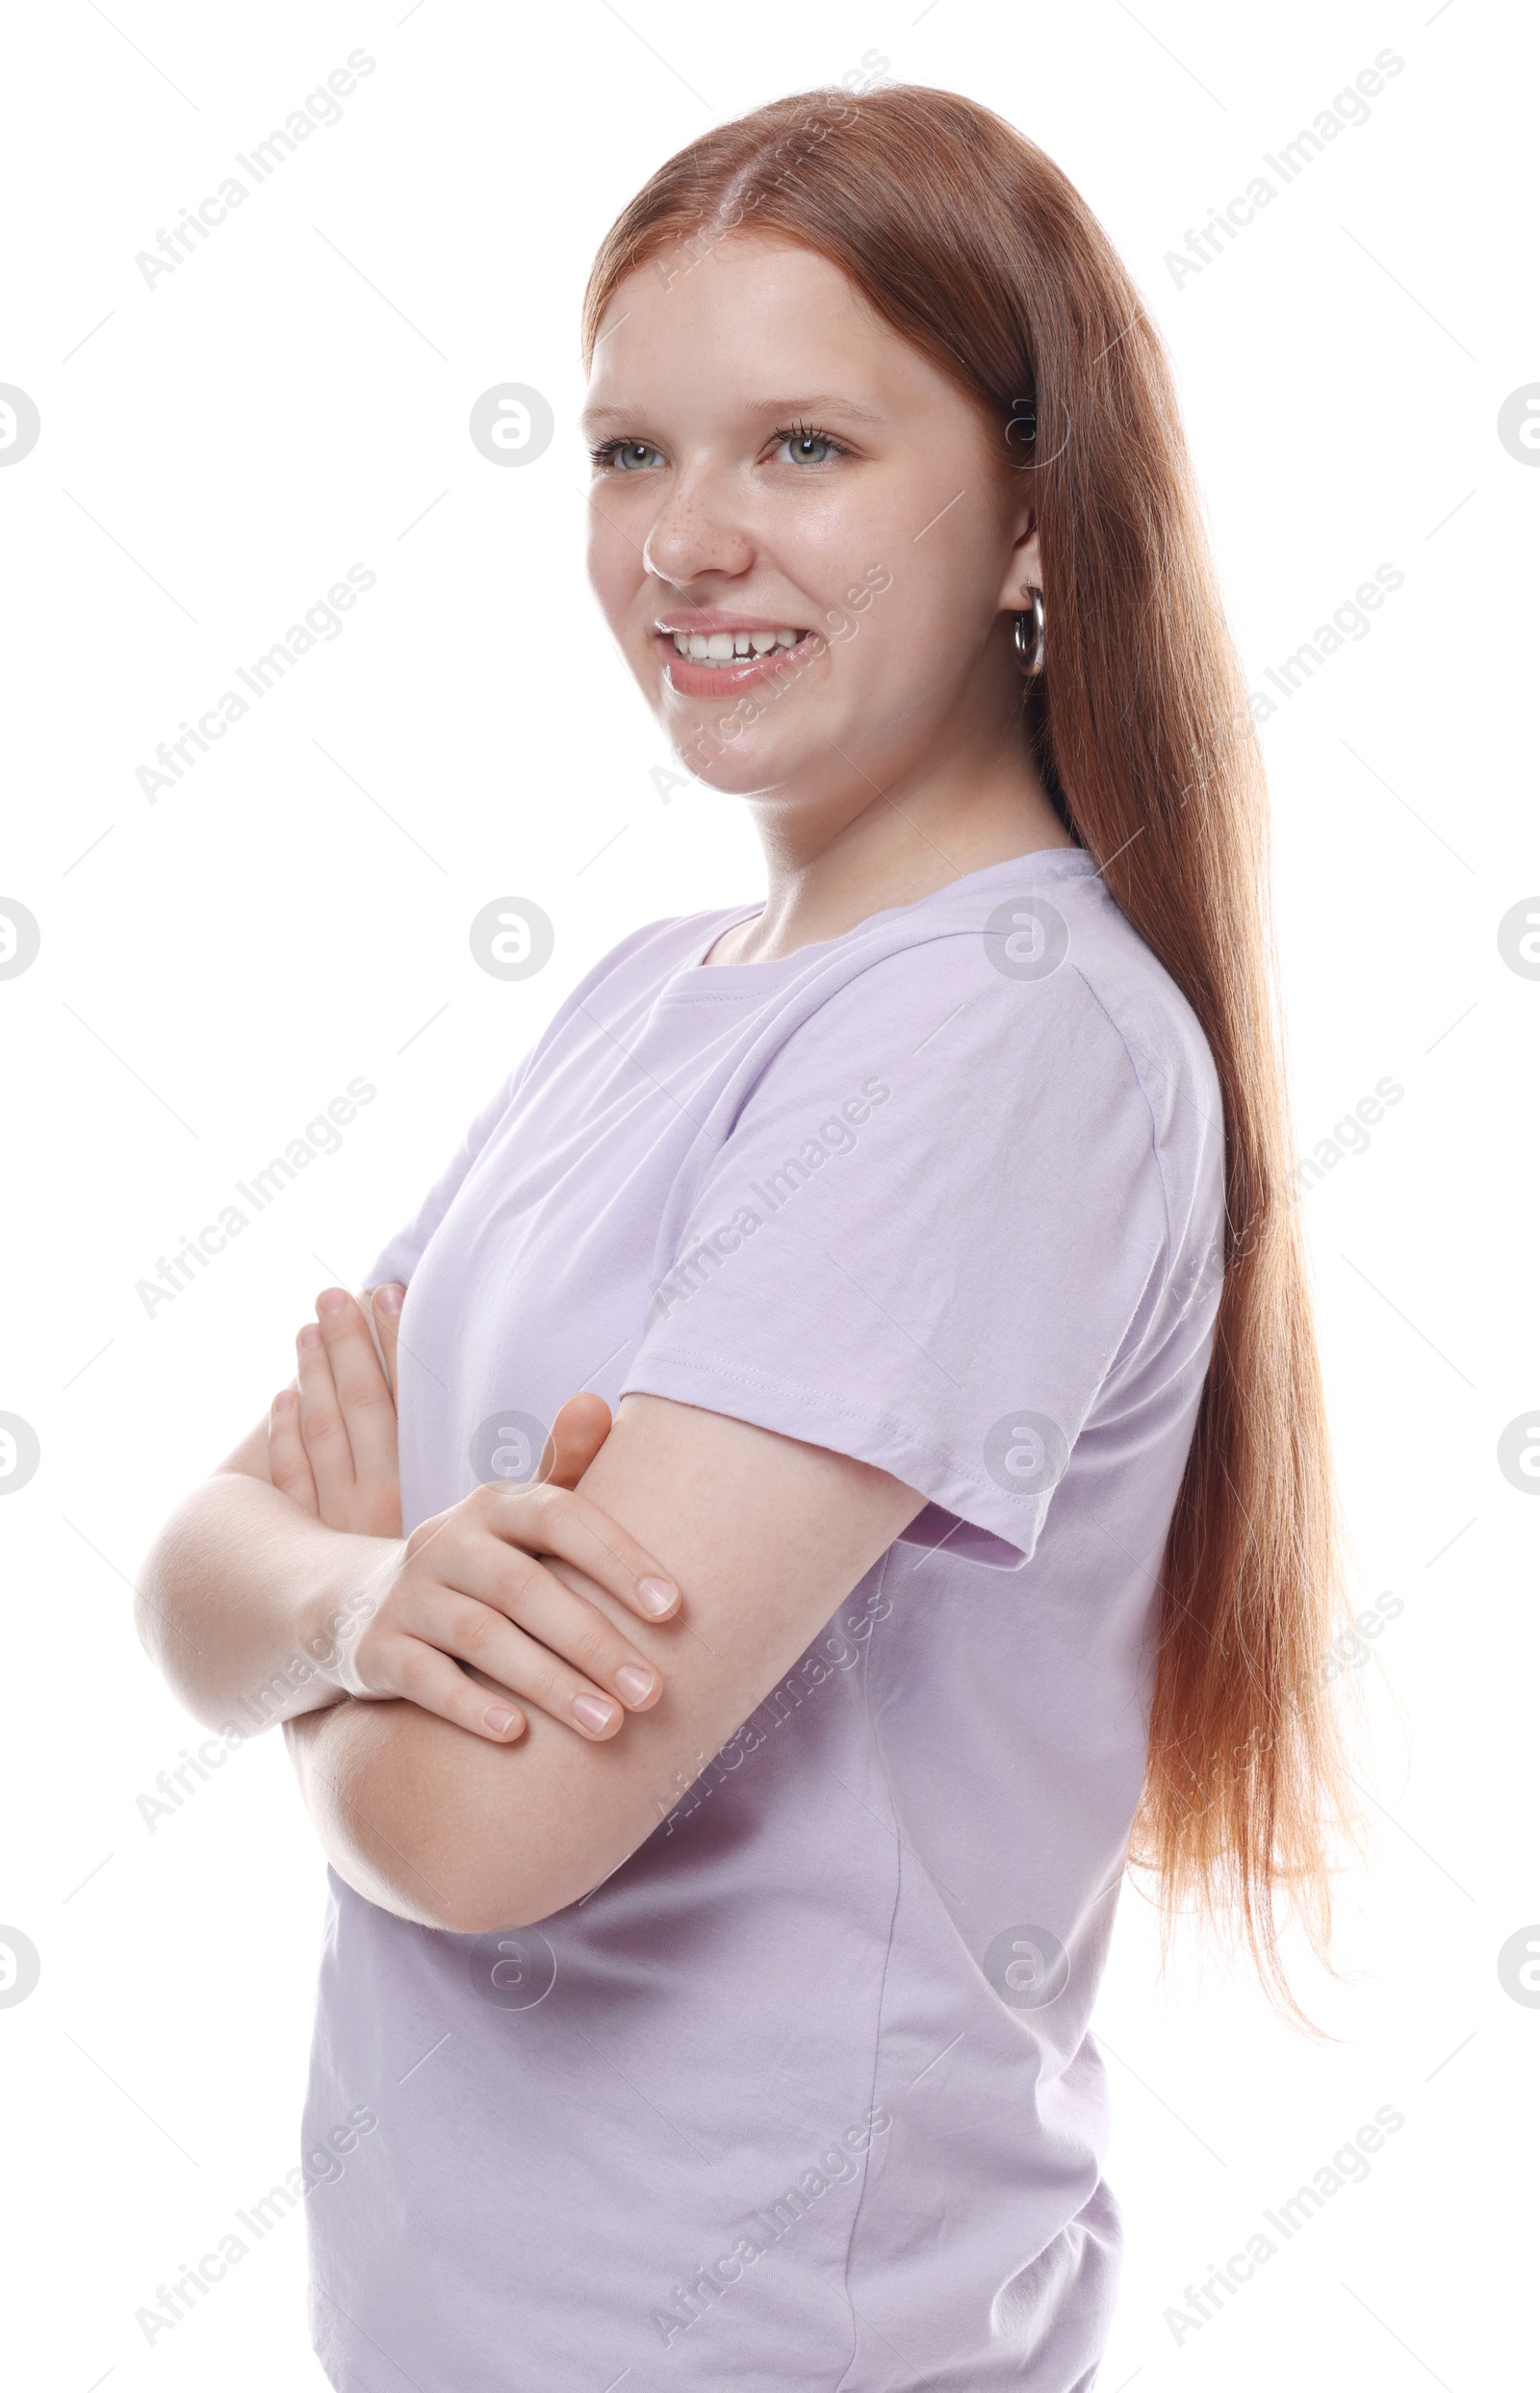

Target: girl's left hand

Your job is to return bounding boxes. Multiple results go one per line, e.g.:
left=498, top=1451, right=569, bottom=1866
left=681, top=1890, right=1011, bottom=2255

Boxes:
left=269, top=1283, right=617, bottom=1535
left=269, top=1283, right=654, bottom=1747
left=270, top=1285, right=408, bottom=1537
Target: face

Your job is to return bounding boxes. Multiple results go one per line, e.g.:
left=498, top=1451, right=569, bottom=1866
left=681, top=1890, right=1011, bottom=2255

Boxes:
left=583, top=238, right=1039, bottom=811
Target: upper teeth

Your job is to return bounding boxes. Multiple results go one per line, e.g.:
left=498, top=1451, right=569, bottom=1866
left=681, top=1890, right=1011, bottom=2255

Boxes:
left=671, top=629, right=802, bottom=661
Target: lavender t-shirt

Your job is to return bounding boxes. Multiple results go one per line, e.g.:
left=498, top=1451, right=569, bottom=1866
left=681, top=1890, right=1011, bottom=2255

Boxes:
left=303, top=848, right=1224, bottom=2392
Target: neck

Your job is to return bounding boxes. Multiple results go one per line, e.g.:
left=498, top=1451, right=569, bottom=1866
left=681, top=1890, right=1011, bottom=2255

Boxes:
left=709, top=718, right=1075, bottom=966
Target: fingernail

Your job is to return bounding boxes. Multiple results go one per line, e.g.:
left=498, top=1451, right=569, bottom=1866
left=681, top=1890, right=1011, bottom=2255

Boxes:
left=374, top=1282, right=405, bottom=1316
left=272, top=1390, right=296, bottom=1413
left=317, top=1289, right=347, bottom=1315
left=616, top=1666, right=655, bottom=1706
left=297, top=1324, right=322, bottom=1349
left=573, top=1693, right=618, bottom=1734
left=483, top=1706, right=518, bottom=1736
left=635, top=1577, right=677, bottom=1617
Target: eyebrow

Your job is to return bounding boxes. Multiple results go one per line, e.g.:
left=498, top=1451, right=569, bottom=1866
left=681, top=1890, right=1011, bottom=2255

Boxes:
left=579, top=392, right=887, bottom=432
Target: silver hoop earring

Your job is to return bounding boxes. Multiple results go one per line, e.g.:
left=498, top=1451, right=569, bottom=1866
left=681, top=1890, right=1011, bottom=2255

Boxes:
left=1014, top=585, right=1045, bottom=675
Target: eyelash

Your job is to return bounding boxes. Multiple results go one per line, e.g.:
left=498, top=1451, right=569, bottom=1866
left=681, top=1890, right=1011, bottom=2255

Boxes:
left=770, top=420, right=850, bottom=466
left=588, top=421, right=852, bottom=473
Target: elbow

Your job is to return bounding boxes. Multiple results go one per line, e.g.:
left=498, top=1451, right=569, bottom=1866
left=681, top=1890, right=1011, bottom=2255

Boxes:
left=436, top=1887, right=535, bottom=1938
left=300, top=1733, right=578, bottom=1937
left=424, top=1858, right=590, bottom=1938
left=434, top=1812, right=635, bottom=1933
left=294, top=1704, right=625, bottom=1936
left=451, top=1884, right=595, bottom=1938
left=348, top=1866, right=561, bottom=1941
left=366, top=1836, right=605, bottom=1940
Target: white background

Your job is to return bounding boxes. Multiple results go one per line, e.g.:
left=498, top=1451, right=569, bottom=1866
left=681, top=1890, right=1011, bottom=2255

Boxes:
left=0, top=0, right=1533, bottom=2385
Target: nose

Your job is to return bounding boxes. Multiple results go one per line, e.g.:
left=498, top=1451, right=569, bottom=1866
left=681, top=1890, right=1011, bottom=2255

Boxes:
left=641, top=465, right=756, bottom=589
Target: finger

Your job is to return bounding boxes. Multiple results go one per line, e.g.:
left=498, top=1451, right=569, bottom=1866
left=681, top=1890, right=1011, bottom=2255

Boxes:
left=269, top=1386, right=319, bottom=1512
left=314, top=1288, right=398, bottom=1482
left=487, top=1480, right=680, bottom=1625
left=538, top=1392, right=613, bottom=1490
left=384, top=1636, right=529, bottom=1744
left=398, top=1585, right=650, bottom=1739
left=371, top=1282, right=404, bottom=1396
left=295, top=1322, right=356, bottom=1507
left=437, top=1521, right=671, bottom=1702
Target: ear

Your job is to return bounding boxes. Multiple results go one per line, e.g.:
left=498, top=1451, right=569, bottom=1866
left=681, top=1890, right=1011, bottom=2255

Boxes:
left=994, top=514, right=1042, bottom=617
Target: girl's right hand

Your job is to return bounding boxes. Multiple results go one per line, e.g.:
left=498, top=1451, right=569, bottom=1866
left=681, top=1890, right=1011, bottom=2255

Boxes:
left=339, top=1469, right=682, bottom=1746
left=276, top=1284, right=681, bottom=1747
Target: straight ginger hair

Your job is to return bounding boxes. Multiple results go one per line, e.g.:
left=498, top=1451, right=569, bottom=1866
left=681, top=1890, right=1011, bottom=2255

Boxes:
left=583, top=84, right=1357, bottom=2022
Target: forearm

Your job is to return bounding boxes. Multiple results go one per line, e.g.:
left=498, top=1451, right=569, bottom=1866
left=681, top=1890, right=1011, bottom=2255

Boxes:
left=284, top=1698, right=566, bottom=1932
left=137, top=1474, right=396, bottom=1735
left=278, top=1399, right=925, bottom=1937
left=284, top=1550, right=674, bottom=1934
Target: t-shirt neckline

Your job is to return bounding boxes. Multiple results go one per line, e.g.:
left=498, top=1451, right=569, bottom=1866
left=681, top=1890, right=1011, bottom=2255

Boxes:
left=684, top=845, right=1095, bottom=978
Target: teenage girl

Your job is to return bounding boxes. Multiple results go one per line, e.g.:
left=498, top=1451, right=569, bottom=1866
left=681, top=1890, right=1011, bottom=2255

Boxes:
left=141, top=84, right=1348, bottom=2393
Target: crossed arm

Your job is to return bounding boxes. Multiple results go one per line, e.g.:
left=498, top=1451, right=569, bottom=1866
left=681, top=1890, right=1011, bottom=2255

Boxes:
left=137, top=1289, right=924, bottom=1935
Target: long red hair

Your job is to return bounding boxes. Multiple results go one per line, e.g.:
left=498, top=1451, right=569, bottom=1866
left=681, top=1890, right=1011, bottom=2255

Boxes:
left=582, top=84, right=1356, bottom=2021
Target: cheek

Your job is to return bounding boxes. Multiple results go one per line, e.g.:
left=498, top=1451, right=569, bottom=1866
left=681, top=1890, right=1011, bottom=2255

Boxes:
left=790, top=488, right=893, bottom=605
left=585, top=508, right=645, bottom=637
left=829, top=558, right=962, bottom=695
left=890, top=524, right=1010, bottom=675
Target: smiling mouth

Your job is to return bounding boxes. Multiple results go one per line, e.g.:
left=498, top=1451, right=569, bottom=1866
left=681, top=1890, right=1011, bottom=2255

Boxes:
left=654, top=625, right=822, bottom=694
left=666, top=626, right=808, bottom=666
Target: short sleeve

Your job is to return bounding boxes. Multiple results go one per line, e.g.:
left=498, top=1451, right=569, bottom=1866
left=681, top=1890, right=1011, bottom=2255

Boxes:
left=620, top=940, right=1213, bottom=1570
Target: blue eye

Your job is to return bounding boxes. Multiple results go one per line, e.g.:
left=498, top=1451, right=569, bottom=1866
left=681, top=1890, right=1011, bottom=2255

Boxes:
left=593, top=440, right=663, bottom=472
left=775, top=426, right=842, bottom=466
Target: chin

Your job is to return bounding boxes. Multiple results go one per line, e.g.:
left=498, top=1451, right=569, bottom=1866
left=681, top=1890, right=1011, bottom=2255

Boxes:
left=662, top=717, right=826, bottom=797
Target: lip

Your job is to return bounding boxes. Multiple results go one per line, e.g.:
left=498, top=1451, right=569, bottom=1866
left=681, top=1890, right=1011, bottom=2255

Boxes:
left=652, top=613, right=822, bottom=700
